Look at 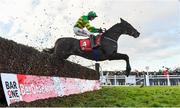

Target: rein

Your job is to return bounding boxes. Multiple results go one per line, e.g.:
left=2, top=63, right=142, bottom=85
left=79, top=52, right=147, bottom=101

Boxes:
left=101, top=28, right=119, bottom=44
left=101, top=35, right=118, bottom=48
left=103, top=36, right=117, bottom=43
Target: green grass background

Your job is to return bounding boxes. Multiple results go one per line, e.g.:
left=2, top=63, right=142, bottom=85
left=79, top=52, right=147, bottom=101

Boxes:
left=1, top=86, right=180, bottom=107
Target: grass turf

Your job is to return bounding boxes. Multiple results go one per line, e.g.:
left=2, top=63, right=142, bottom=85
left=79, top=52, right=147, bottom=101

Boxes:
left=1, top=86, right=180, bottom=107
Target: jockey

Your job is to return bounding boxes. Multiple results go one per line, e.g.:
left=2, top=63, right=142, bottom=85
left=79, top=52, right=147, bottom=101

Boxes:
left=73, top=11, right=103, bottom=48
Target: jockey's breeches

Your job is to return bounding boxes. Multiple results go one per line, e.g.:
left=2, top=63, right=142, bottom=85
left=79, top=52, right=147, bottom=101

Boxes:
left=73, top=27, right=93, bottom=37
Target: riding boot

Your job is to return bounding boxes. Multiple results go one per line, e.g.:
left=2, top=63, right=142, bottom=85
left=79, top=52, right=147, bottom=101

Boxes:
left=90, top=35, right=97, bottom=49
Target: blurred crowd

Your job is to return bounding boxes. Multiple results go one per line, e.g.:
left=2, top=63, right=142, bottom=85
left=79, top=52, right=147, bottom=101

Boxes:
left=103, top=67, right=180, bottom=77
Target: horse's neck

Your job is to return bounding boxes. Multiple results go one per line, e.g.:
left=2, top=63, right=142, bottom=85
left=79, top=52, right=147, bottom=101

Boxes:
left=103, top=24, right=124, bottom=41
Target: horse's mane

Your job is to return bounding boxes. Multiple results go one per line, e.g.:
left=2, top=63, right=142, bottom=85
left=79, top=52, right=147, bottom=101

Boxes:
left=102, top=23, right=122, bottom=39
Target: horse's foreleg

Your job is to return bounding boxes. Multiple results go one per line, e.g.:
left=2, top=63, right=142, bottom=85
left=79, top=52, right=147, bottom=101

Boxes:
left=108, top=53, right=131, bottom=77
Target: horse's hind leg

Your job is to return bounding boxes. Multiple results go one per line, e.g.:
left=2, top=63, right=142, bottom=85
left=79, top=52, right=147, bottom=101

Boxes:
left=50, top=53, right=65, bottom=66
left=108, top=53, right=131, bottom=77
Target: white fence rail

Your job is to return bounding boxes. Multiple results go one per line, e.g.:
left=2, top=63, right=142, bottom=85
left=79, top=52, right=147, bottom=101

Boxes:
left=100, top=75, right=180, bottom=86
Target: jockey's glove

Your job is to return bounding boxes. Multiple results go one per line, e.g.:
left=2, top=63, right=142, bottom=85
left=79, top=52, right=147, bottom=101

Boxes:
left=98, top=28, right=103, bottom=33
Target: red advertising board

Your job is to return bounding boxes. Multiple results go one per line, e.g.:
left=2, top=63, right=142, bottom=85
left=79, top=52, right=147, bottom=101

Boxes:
left=1, top=73, right=101, bottom=106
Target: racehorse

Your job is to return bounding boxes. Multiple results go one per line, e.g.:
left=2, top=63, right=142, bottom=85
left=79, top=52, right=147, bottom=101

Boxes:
left=43, top=18, right=140, bottom=76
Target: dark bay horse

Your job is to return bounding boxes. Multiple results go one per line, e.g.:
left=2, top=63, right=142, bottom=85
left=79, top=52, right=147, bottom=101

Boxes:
left=43, top=18, right=140, bottom=76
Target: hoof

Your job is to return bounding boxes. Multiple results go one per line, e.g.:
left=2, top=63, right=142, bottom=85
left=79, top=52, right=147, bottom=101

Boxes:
left=125, top=68, right=131, bottom=77
left=125, top=69, right=131, bottom=77
left=123, top=70, right=130, bottom=77
left=125, top=71, right=130, bottom=77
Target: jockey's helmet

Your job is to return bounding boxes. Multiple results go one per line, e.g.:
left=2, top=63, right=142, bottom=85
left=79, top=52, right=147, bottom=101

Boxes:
left=88, top=11, right=97, bottom=18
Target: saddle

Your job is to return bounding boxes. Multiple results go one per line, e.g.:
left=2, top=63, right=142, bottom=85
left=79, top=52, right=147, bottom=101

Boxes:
left=79, top=34, right=102, bottom=52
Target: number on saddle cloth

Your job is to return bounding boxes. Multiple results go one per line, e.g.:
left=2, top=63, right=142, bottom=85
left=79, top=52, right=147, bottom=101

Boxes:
left=79, top=34, right=102, bottom=52
left=79, top=39, right=92, bottom=52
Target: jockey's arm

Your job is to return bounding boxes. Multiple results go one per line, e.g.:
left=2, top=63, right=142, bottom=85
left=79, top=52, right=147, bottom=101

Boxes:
left=85, top=22, right=99, bottom=33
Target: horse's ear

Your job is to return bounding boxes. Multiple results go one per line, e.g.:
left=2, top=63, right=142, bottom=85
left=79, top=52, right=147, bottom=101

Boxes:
left=120, top=18, right=122, bottom=22
left=120, top=18, right=125, bottom=23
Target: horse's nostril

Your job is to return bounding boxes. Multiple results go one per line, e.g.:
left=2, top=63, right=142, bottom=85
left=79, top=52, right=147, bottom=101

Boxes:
left=134, top=32, right=140, bottom=38
left=138, top=32, right=140, bottom=36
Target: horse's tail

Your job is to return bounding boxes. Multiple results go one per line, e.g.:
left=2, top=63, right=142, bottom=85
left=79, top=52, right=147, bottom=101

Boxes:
left=42, top=47, right=54, bottom=54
